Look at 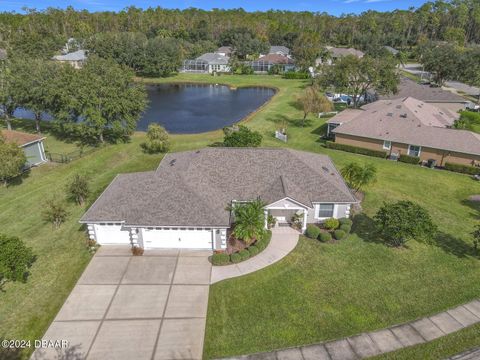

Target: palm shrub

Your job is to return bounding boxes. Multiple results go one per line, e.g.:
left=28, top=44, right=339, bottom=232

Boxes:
left=66, top=174, right=89, bottom=205
left=230, top=199, right=266, bottom=245
left=374, top=200, right=437, bottom=247
left=324, top=218, right=340, bottom=230
left=341, top=162, right=377, bottom=194
left=0, top=234, right=35, bottom=289
left=141, top=124, right=170, bottom=154
left=42, top=197, right=68, bottom=229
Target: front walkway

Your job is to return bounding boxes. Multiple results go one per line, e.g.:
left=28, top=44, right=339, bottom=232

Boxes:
left=211, top=227, right=299, bottom=284
left=222, top=299, right=480, bottom=360
left=32, top=246, right=212, bottom=360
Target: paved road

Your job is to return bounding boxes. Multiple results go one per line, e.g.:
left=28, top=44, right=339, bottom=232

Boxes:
left=403, top=63, right=480, bottom=97
left=32, top=246, right=212, bottom=360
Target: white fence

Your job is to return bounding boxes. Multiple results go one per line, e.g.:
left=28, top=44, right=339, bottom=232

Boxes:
left=275, top=130, right=288, bottom=142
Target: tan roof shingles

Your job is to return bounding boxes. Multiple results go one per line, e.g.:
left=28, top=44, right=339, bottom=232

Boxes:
left=1, top=130, right=45, bottom=146
left=80, top=148, right=357, bottom=226
left=332, top=98, right=480, bottom=156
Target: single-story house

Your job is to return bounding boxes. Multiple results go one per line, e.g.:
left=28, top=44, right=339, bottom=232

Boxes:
left=80, top=148, right=357, bottom=250
left=327, top=97, right=480, bottom=166
left=182, top=52, right=230, bottom=74
left=0, top=48, right=7, bottom=61
left=252, top=53, right=296, bottom=73
left=268, top=46, right=290, bottom=57
left=216, top=46, right=233, bottom=57
left=1, top=129, right=47, bottom=167
left=316, top=46, right=365, bottom=66
left=374, top=77, right=469, bottom=113
left=52, top=50, right=87, bottom=69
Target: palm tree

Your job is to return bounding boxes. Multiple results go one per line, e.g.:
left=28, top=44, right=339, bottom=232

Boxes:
left=341, top=162, right=377, bottom=194
left=230, top=199, right=266, bottom=245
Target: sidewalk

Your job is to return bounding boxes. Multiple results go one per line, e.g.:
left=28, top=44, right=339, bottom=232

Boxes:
left=210, top=227, right=299, bottom=284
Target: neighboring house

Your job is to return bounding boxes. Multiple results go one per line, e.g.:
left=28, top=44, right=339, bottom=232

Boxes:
left=327, top=97, right=480, bottom=166
left=216, top=46, right=233, bottom=57
left=268, top=46, right=290, bottom=57
left=1, top=129, right=47, bottom=167
left=253, top=53, right=296, bottom=73
left=80, top=148, right=357, bottom=250
left=0, top=48, right=7, bottom=61
left=316, top=46, right=365, bottom=66
left=375, top=77, right=469, bottom=113
left=384, top=46, right=399, bottom=55
left=52, top=50, right=87, bottom=69
left=182, top=52, right=230, bottom=73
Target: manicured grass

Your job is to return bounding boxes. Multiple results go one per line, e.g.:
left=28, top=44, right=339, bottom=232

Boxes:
left=372, top=323, right=480, bottom=359
left=2, top=73, right=480, bottom=359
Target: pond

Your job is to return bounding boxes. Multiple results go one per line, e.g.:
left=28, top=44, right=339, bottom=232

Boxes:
left=140, top=84, right=275, bottom=133
left=13, top=83, right=275, bottom=134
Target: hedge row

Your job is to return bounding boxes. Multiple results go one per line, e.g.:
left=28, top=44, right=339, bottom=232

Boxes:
left=399, top=154, right=420, bottom=164
left=444, top=162, right=480, bottom=175
left=211, top=230, right=272, bottom=266
left=324, top=141, right=387, bottom=158
left=282, top=72, right=310, bottom=79
left=305, top=217, right=353, bottom=242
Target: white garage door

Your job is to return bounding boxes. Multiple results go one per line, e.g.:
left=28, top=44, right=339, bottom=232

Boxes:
left=142, top=228, right=213, bottom=249
left=94, top=224, right=131, bottom=245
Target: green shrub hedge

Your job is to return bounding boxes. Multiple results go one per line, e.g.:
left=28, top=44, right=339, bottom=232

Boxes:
left=399, top=154, right=420, bottom=164
left=339, top=224, right=351, bottom=233
left=283, top=72, right=309, bottom=79
left=444, top=162, right=480, bottom=175
left=324, top=141, right=387, bottom=158
left=248, top=245, right=259, bottom=256
left=239, top=249, right=250, bottom=261
left=230, top=253, right=242, bottom=263
left=339, top=218, right=353, bottom=226
left=334, top=229, right=346, bottom=240
left=306, top=225, right=321, bottom=239
left=211, top=253, right=230, bottom=266
left=319, top=232, right=332, bottom=242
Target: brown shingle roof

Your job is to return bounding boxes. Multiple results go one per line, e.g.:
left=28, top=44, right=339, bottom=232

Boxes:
left=378, top=77, right=467, bottom=103
left=80, top=148, right=356, bottom=226
left=1, top=130, right=45, bottom=146
left=331, top=97, right=480, bottom=156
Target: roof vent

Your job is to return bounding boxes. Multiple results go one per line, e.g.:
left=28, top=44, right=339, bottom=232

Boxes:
left=400, top=113, right=407, bottom=118
left=396, top=105, right=402, bottom=109
left=169, top=159, right=176, bottom=166
left=387, top=113, right=393, bottom=117
left=322, top=166, right=330, bottom=173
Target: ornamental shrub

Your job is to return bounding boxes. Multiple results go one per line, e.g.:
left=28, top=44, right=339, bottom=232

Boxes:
left=211, top=253, right=230, bottom=266
left=306, top=224, right=321, bottom=239
left=339, top=224, right=352, bottom=233
left=248, top=245, right=259, bottom=256
left=324, top=141, right=387, bottom=158
left=319, top=232, right=332, bottom=242
left=141, top=124, right=170, bottom=154
left=334, top=230, right=346, bottom=240
left=339, top=218, right=353, bottom=226
left=399, top=154, right=420, bottom=164
left=0, top=234, right=35, bottom=286
left=230, top=253, right=242, bottom=263
left=444, top=162, right=480, bottom=175
left=324, top=218, right=340, bottom=230
left=239, top=249, right=250, bottom=261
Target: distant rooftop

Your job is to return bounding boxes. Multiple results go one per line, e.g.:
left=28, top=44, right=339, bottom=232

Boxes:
left=257, top=53, right=294, bottom=64
left=269, top=46, right=290, bottom=55
left=196, top=52, right=229, bottom=65
left=52, top=49, right=87, bottom=62
left=1, top=129, right=45, bottom=147
left=326, top=46, right=364, bottom=58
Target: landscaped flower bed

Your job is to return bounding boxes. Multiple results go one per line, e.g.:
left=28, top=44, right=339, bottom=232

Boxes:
left=305, top=217, right=353, bottom=242
left=211, top=230, right=272, bottom=266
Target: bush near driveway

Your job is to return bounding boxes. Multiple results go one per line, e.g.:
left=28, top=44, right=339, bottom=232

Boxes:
left=212, top=253, right=230, bottom=266
left=319, top=232, right=332, bottom=242
left=230, top=253, right=242, bottom=264
left=306, top=224, right=321, bottom=239
left=334, top=229, right=346, bottom=240
left=324, top=218, right=340, bottom=230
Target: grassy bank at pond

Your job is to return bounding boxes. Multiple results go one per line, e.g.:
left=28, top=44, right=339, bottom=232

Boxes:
left=2, top=73, right=480, bottom=359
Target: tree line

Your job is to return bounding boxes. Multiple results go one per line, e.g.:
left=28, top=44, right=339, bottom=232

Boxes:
left=0, top=1, right=479, bottom=69
left=0, top=55, right=148, bottom=144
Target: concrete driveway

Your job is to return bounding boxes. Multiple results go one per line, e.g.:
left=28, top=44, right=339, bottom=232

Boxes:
left=32, top=246, right=212, bottom=360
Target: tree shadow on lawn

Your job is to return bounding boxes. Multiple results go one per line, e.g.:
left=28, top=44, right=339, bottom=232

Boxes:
left=461, top=198, right=480, bottom=221
left=352, top=213, right=477, bottom=259
left=0, top=345, right=22, bottom=360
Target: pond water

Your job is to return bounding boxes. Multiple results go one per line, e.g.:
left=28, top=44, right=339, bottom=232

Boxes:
left=13, top=83, right=275, bottom=134
left=140, top=84, right=275, bottom=133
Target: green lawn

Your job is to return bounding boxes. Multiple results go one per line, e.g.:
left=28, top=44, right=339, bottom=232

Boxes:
left=2, top=73, right=480, bottom=359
